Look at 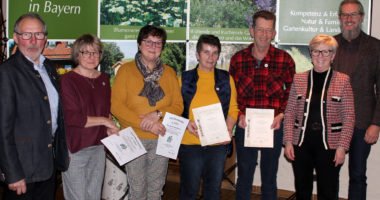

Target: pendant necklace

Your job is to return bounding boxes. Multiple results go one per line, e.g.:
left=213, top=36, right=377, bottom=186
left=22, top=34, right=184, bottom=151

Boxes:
left=77, top=69, right=96, bottom=89
left=85, top=76, right=96, bottom=89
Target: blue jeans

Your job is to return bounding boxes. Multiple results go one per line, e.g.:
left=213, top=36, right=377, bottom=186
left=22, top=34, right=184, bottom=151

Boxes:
left=235, top=124, right=283, bottom=200
left=179, top=144, right=228, bottom=200
left=348, top=128, right=371, bottom=200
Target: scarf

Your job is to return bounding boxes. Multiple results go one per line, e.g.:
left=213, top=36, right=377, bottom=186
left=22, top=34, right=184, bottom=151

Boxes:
left=135, top=52, right=165, bottom=106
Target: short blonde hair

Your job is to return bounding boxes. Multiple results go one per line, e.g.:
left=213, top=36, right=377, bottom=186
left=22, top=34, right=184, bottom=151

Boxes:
left=309, top=34, right=338, bottom=52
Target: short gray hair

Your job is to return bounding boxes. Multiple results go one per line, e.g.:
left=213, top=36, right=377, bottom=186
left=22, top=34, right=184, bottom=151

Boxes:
left=14, top=13, right=47, bottom=35
left=339, top=0, right=365, bottom=16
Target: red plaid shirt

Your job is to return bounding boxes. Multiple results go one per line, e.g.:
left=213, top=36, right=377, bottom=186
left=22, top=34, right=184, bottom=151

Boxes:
left=229, top=43, right=295, bottom=115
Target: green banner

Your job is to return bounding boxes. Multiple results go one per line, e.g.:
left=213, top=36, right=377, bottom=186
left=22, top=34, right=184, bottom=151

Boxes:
left=101, top=26, right=186, bottom=40
left=8, top=0, right=98, bottom=39
left=190, top=27, right=251, bottom=42
left=278, top=0, right=370, bottom=44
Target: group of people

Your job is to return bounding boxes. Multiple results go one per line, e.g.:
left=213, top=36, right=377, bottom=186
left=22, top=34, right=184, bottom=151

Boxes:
left=0, top=0, right=379, bottom=200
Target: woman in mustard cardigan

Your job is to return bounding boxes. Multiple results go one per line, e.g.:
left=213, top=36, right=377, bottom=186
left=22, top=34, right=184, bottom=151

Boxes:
left=111, top=25, right=183, bottom=200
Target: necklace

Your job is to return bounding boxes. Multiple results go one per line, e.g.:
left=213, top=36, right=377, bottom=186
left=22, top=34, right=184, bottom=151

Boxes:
left=84, top=76, right=96, bottom=89
left=75, top=69, right=97, bottom=89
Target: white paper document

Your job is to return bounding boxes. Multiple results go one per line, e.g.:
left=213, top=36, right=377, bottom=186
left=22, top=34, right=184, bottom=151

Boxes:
left=245, top=108, right=274, bottom=148
left=192, top=103, right=231, bottom=146
left=101, top=127, right=147, bottom=166
left=156, top=112, right=189, bottom=159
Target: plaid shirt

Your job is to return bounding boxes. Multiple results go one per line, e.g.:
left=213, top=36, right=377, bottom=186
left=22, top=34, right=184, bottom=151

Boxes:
left=229, top=43, right=295, bottom=115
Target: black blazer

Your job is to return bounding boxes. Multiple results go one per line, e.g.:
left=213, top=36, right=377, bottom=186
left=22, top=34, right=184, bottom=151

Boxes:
left=0, top=51, right=69, bottom=184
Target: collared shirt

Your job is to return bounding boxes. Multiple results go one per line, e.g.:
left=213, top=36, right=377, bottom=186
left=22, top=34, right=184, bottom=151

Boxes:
left=30, top=55, right=59, bottom=135
left=229, top=43, right=295, bottom=115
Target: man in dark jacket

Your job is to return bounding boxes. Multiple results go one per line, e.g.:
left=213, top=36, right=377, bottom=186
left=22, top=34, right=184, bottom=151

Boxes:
left=332, top=1, right=380, bottom=199
left=0, top=13, right=69, bottom=199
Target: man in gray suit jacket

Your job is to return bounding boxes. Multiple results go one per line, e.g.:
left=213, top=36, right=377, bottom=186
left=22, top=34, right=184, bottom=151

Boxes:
left=0, top=13, right=69, bottom=199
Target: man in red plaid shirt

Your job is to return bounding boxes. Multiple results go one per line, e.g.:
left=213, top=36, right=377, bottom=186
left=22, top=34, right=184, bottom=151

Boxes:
left=229, top=10, right=295, bottom=200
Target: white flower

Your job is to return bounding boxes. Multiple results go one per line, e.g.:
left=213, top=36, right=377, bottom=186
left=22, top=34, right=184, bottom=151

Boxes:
left=160, top=13, right=170, bottom=20
left=173, top=19, right=182, bottom=27
left=131, top=1, right=139, bottom=5
left=108, top=5, right=125, bottom=14
left=129, top=17, right=143, bottom=23
left=120, top=21, right=131, bottom=25
left=172, top=7, right=180, bottom=13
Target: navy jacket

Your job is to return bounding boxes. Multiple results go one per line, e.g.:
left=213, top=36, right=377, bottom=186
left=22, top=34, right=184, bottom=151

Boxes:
left=181, top=67, right=231, bottom=119
left=0, top=51, right=69, bottom=184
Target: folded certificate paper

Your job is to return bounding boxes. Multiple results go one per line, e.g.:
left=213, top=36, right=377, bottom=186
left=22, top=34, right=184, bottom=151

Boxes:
left=192, top=103, right=231, bottom=146
left=245, top=108, right=274, bottom=148
left=156, top=112, right=189, bottom=159
left=101, top=127, right=147, bottom=166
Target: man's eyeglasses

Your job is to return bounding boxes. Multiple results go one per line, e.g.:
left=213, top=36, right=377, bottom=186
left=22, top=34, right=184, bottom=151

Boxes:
left=310, top=49, right=333, bottom=57
left=142, top=40, right=163, bottom=48
left=15, top=32, right=46, bottom=40
left=80, top=51, right=101, bottom=58
left=340, top=12, right=361, bottom=19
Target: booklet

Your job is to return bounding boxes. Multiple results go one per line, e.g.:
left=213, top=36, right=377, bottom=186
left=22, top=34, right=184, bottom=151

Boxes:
left=101, top=127, right=147, bottom=166
left=156, top=112, right=189, bottom=159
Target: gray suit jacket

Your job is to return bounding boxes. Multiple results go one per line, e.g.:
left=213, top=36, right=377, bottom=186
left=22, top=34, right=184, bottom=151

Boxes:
left=0, top=50, right=69, bottom=184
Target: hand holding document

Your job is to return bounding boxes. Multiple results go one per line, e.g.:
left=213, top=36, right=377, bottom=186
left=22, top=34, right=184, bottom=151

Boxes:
left=192, top=103, right=231, bottom=146
left=245, top=108, right=274, bottom=148
left=101, top=127, right=147, bottom=166
left=156, top=112, right=189, bottom=159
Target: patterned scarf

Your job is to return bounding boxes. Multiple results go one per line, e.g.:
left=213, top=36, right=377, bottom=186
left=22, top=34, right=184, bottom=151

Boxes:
left=135, top=52, right=165, bottom=106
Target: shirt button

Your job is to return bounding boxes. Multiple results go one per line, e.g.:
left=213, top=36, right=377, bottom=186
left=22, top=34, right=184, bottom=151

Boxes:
left=44, top=96, right=48, bottom=100
left=47, top=120, right=51, bottom=124
left=47, top=144, right=52, bottom=148
left=36, top=74, right=41, bottom=78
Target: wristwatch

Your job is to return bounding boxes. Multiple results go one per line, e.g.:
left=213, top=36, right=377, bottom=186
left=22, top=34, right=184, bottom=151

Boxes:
left=156, top=110, right=163, bottom=119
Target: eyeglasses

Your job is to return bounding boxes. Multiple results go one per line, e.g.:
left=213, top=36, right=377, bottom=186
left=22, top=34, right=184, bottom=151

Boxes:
left=80, top=51, right=101, bottom=58
left=310, top=49, right=333, bottom=57
left=15, top=32, right=46, bottom=40
left=142, top=40, right=163, bottom=48
left=340, top=12, right=361, bottom=19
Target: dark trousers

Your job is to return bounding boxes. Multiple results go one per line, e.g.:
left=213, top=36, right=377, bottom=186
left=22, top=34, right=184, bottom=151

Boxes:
left=348, top=128, right=371, bottom=200
left=292, top=129, right=341, bottom=200
left=179, top=144, right=228, bottom=200
left=235, top=124, right=283, bottom=200
left=3, top=173, right=56, bottom=200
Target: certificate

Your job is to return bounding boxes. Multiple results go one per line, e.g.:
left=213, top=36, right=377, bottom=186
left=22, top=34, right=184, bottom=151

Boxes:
left=156, top=112, right=189, bottom=159
left=192, top=103, right=231, bottom=146
left=101, top=127, right=147, bottom=166
left=244, top=108, right=274, bottom=148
